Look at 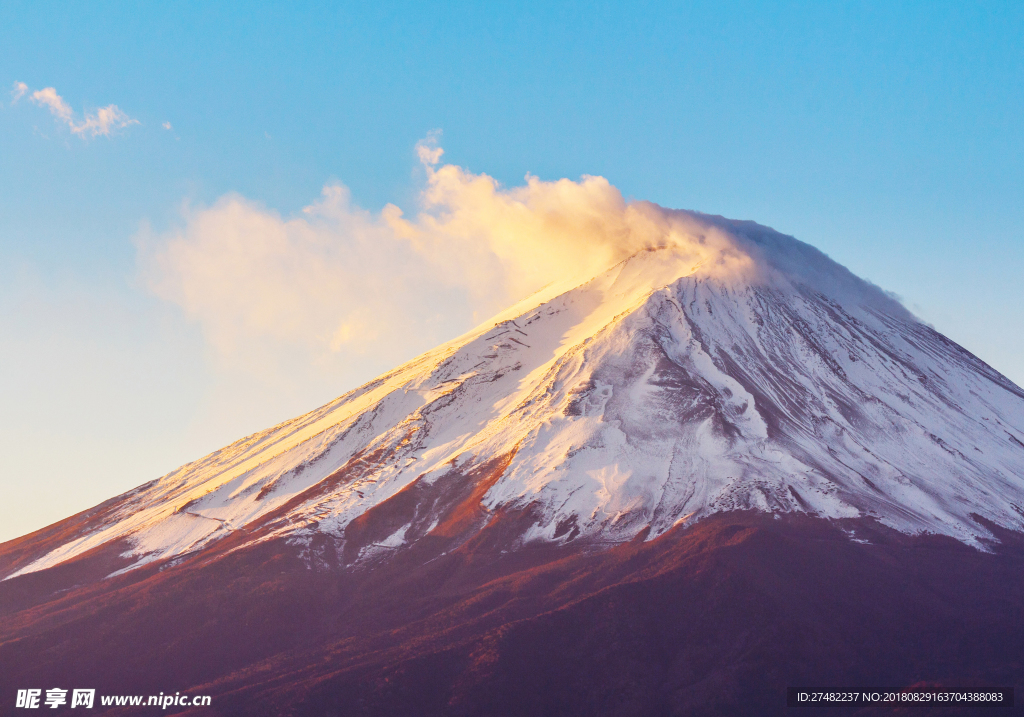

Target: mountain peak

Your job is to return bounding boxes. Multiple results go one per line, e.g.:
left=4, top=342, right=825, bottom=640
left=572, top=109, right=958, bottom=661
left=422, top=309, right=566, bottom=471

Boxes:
left=6, top=216, right=1024, bottom=582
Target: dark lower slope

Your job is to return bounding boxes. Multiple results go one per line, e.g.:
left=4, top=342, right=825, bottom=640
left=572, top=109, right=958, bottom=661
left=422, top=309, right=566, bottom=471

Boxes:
left=2, top=513, right=1023, bottom=716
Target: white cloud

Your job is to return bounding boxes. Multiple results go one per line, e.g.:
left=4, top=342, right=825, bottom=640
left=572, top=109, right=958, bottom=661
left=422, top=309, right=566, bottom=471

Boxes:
left=163, top=121, right=173, bottom=130
left=31, top=87, right=75, bottom=122
left=137, top=185, right=474, bottom=383
left=137, top=139, right=750, bottom=391
left=10, top=81, right=28, bottom=103
left=69, top=104, right=138, bottom=137
left=416, top=130, right=444, bottom=166
left=16, top=82, right=138, bottom=138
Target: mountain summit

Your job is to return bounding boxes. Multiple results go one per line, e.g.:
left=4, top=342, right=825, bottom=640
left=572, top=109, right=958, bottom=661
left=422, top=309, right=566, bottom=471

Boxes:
left=7, top=210, right=1024, bottom=584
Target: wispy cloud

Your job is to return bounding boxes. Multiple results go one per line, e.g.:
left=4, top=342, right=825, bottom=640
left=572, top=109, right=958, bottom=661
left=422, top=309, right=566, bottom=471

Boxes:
left=10, top=81, right=28, bottom=103
left=162, top=121, right=173, bottom=131
left=415, top=129, right=444, bottom=166
left=68, top=104, right=138, bottom=137
left=13, top=81, right=138, bottom=138
left=30, top=87, right=74, bottom=122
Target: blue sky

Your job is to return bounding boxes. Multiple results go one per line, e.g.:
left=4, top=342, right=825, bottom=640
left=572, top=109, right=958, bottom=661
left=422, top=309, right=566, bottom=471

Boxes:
left=1, top=1, right=1022, bottom=541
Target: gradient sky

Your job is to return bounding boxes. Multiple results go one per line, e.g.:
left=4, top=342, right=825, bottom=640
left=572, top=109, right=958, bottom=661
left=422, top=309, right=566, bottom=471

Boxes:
left=2, top=0, right=1023, bottom=542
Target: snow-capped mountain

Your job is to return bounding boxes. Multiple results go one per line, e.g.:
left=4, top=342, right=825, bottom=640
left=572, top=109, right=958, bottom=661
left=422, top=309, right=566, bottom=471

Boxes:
left=7, top=210, right=1024, bottom=582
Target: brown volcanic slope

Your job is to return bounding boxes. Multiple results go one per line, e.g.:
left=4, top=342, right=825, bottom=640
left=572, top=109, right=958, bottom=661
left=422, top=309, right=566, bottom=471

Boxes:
left=2, top=511, right=1023, bottom=716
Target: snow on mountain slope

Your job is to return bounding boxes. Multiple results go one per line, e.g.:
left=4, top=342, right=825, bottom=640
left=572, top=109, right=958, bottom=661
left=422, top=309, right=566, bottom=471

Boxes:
left=7, top=209, right=1024, bottom=580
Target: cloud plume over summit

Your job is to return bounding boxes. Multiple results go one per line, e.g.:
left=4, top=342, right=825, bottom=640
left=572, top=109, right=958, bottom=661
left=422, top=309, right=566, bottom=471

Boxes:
left=137, top=138, right=766, bottom=393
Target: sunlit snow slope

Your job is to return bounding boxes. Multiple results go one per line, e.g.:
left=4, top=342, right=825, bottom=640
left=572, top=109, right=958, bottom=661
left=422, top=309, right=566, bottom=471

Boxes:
left=8, top=210, right=1024, bottom=580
